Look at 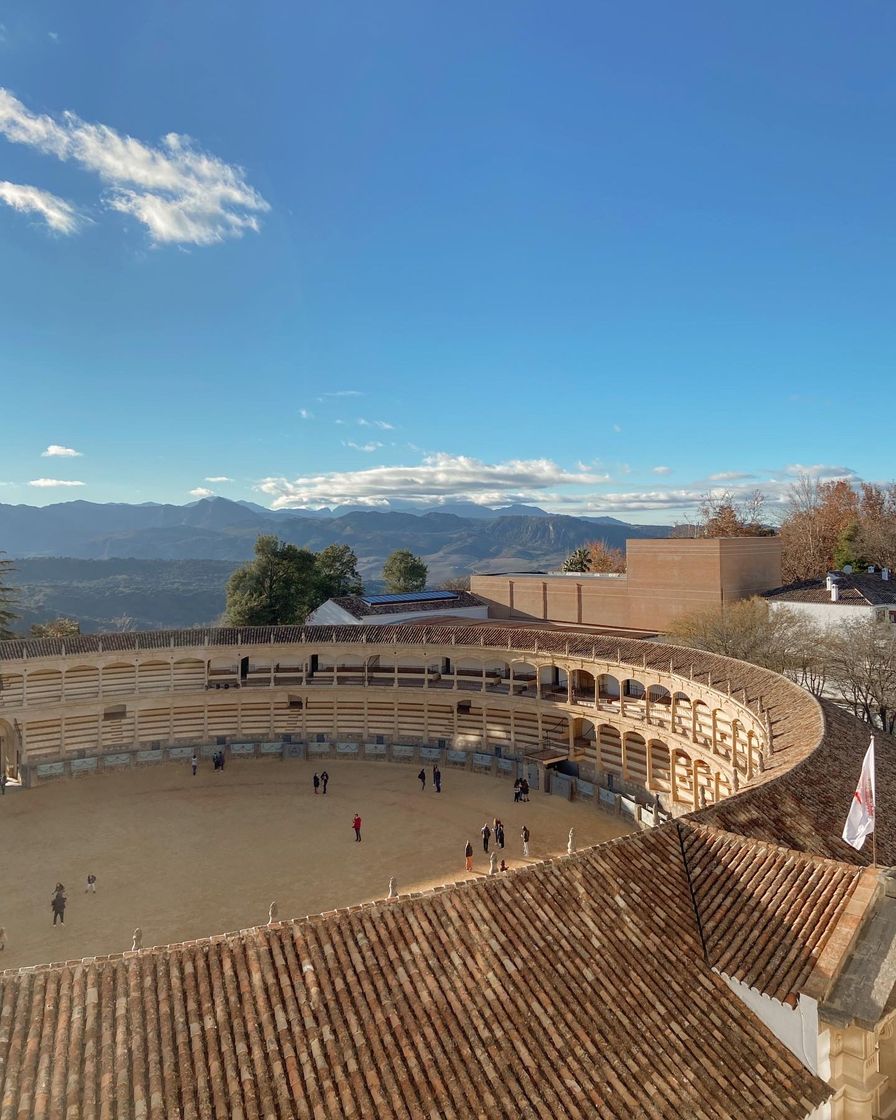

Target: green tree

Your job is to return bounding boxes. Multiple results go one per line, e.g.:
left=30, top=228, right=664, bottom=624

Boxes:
left=382, top=549, right=428, bottom=593
left=561, top=546, right=591, bottom=573
left=31, top=618, right=81, bottom=639
left=225, top=535, right=319, bottom=625
left=314, top=544, right=363, bottom=600
left=0, top=553, right=17, bottom=640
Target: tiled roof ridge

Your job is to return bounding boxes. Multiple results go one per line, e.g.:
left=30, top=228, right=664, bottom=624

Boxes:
left=678, top=817, right=863, bottom=873
left=0, top=826, right=667, bottom=981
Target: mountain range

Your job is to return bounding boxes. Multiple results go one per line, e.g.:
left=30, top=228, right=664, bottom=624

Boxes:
left=0, top=498, right=671, bottom=631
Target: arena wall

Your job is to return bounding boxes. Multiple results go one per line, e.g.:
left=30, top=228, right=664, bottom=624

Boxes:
left=0, top=624, right=820, bottom=819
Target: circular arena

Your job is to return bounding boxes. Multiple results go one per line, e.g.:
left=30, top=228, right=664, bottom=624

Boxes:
left=0, top=622, right=894, bottom=1119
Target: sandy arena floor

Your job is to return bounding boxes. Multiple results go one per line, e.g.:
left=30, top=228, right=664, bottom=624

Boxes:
left=0, top=759, right=633, bottom=970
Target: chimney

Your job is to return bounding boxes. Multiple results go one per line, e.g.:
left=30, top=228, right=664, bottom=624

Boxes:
left=831, top=584, right=840, bottom=602
left=843, top=564, right=853, bottom=574
left=884, top=569, right=891, bottom=581
left=868, top=565, right=876, bottom=574
left=825, top=573, right=834, bottom=591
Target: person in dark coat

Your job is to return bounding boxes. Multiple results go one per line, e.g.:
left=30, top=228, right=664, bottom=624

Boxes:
left=433, top=765, right=441, bottom=793
left=321, top=770, right=329, bottom=794
left=417, top=768, right=426, bottom=791
left=496, top=821, right=505, bottom=849
left=51, top=885, right=67, bottom=925
left=0, top=772, right=7, bottom=795
left=465, top=840, right=474, bottom=872
left=313, top=773, right=320, bottom=795
left=481, top=822, right=491, bottom=853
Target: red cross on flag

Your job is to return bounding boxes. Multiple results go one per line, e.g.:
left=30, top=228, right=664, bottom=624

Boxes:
left=842, top=737, right=876, bottom=851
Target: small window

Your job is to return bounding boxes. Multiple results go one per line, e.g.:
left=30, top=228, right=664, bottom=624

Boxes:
left=216, top=736, right=226, bottom=746
left=889, top=611, right=896, bottom=625
left=375, top=734, right=385, bottom=745
left=103, top=704, right=126, bottom=722
left=316, top=733, right=326, bottom=743
left=437, top=738, right=447, bottom=749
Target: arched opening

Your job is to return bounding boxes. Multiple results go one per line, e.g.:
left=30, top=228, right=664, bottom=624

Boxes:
left=672, top=691, right=692, bottom=737
left=647, top=684, right=671, bottom=729
left=455, top=658, right=484, bottom=691
left=573, top=717, right=597, bottom=763
left=648, top=739, right=671, bottom=793
left=623, top=731, right=647, bottom=783
left=25, top=669, right=63, bottom=706
left=572, top=669, right=595, bottom=704
left=63, top=664, right=100, bottom=702
left=693, top=700, right=712, bottom=746
left=101, top=663, right=136, bottom=696
left=598, top=724, right=622, bottom=774
left=671, top=748, right=694, bottom=805
left=620, top=678, right=645, bottom=718
left=510, top=661, right=538, bottom=697
left=539, top=665, right=567, bottom=700
left=694, top=759, right=715, bottom=807
left=597, top=674, right=620, bottom=708
left=0, top=717, right=19, bottom=780
left=484, top=660, right=510, bottom=693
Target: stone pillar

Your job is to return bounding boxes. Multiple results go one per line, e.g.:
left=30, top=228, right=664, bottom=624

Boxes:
left=670, top=752, right=678, bottom=803
left=567, top=672, right=574, bottom=705
left=820, top=1022, right=883, bottom=1120
left=644, top=689, right=651, bottom=726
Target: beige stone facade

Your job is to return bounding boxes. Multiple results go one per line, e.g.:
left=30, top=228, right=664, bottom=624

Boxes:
left=471, top=535, right=783, bottom=631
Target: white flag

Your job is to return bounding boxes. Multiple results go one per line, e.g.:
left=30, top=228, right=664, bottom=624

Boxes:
left=843, top=737, right=876, bottom=851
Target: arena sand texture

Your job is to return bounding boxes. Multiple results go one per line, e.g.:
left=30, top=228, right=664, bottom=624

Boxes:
left=0, top=760, right=633, bottom=970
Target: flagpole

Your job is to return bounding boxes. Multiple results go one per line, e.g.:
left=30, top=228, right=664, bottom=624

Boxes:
left=872, top=735, right=878, bottom=868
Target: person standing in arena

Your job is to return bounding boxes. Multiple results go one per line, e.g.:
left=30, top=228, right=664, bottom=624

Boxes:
left=352, top=812, right=362, bottom=842
left=464, top=840, right=474, bottom=872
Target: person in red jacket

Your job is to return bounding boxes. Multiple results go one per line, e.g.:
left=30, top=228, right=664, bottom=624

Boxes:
left=352, top=813, right=362, bottom=842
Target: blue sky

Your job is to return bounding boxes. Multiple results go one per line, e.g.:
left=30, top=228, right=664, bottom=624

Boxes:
left=0, top=1, right=893, bottom=521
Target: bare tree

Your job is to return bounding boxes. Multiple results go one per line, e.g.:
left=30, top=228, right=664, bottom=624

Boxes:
left=827, top=618, right=896, bottom=733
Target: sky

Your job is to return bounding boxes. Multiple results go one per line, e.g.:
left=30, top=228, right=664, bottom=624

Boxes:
left=0, top=2, right=893, bottom=522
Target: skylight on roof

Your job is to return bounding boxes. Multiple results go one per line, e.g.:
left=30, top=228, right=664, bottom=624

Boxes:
left=363, top=591, right=458, bottom=606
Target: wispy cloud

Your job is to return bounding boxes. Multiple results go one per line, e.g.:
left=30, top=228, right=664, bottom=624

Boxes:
left=299, top=409, right=314, bottom=420
left=29, top=477, right=85, bottom=488
left=782, top=463, right=857, bottom=480
left=344, top=441, right=383, bottom=453
left=48, top=31, right=59, bottom=42
left=357, top=418, right=394, bottom=430
left=612, top=424, right=622, bottom=433
left=0, top=87, right=269, bottom=245
left=0, top=181, right=81, bottom=234
left=41, top=444, right=82, bottom=458
left=258, top=453, right=609, bottom=510
left=651, top=466, right=672, bottom=475
left=204, top=475, right=232, bottom=483
left=706, top=470, right=754, bottom=482
left=317, top=390, right=363, bottom=400
left=190, top=487, right=214, bottom=498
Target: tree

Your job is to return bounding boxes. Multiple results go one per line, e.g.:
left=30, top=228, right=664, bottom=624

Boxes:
left=225, top=535, right=319, bottom=626
left=0, top=553, right=16, bottom=641
left=382, top=550, right=428, bottom=593
left=439, top=575, right=471, bottom=592
left=698, top=490, right=772, bottom=537
left=827, top=617, right=896, bottom=733
left=561, top=546, right=591, bottom=573
left=778, top=476, right=860, bottom=583
left=30, top=618, right=80, bottom=639
left=314, top=544, right=363, bottom=601
left=665, top=597, right=831, bottom=694
left=587, top=540, right=626, bottom=574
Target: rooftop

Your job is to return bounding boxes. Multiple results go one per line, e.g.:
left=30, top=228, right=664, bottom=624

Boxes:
left=332, top=589, right=486, bottom=618
left=764, top=569, right=896, bottom=608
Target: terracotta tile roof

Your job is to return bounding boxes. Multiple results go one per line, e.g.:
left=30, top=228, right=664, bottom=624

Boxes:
left=763, top=573, right=896, bottom=607
left=0, top=827, right=832, bottom=1120
left=680, top=822, right=868, bottom=1003
left=697, top=700, right=896, bottom=866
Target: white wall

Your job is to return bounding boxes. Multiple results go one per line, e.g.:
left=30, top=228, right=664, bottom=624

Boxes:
left=769, top=600, right=874, bottom=633
left=307, top=602, right=490, bottom=627
left=722, top=972, right=821, bottom=1075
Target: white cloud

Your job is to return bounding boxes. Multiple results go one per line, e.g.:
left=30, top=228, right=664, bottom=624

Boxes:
left=318, top=390, right=363, bottom=399
left=612, top=424, right=622, bottom=433
left=299, top=409, right=314, bottom=420
left=258, top=453, right=609, bottom=510
left=0, top=181, right=81, bottom=234
left=345, top=441, right=383, bottom=453
left=28, top=478, right=85, bottom=488
left=0, top=87, right=269, bottom=246
left=357, top=418, right=395, bottom=430
left=651, top=466, right=672, bottom=475
left=707, top=471, right=755, bottom=482
left=41, top=444, right=82, bottom=458
left=782, top=464, right=857, bottom=480
left=190, top=487, right=214, bottom=498
left=48, top=31, right=59, bottom=42
left=204, top=475, right=232, bottom=483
